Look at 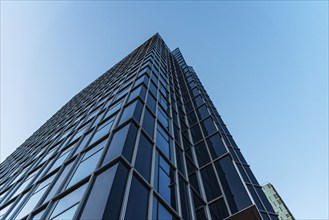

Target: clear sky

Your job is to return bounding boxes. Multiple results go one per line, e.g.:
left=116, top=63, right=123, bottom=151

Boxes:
left=1, top=1, right=328, bottom=219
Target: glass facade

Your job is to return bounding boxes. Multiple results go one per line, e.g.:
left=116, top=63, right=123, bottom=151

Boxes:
left=0, top=33, right=278, bottom=220
left=262, top=183, right=295, bottom=220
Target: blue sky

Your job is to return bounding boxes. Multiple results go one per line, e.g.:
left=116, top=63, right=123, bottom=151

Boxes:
left=1, top=1, right=328, bottom=219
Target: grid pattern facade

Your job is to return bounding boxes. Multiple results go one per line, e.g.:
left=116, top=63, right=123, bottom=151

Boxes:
left=262, top=183, right=295, bottom=220
left=0, top=33, right=278, bottom=220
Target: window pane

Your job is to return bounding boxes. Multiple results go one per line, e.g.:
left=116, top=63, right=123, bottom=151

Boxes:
left=215, top=156, right=252, bottom=212
left=79, top=164, right=118, bottom=219
left=158, top=107, right=169, bottom=129
left=153, top=197, right=176, bottom=220
left=200, top=117, right=216, bottom=137
left=190, top=124, right=203, bottom=143
left=15, top=186, right=48, bottom=219
left=142, top=108, right=155, bottom=138
left=156, top=126, right=170, bottom=159
left=206, top=134, right=227, bottom=159
left=196, top=105, right=209, bottom=120
left=50, top=203, right=78, bottom=220
left=104, top=99, right=123, bottom=119
left=66, top=148, right=103, bottom=189
left=43, top=162, right=73, bottom=203
left=146, top=93, right=156, bottom=113
left=194, top=142, right=211, bottom=167
left=102, top=123, right=138, bottom=165
left=124, top=176, right=149, bottom=219
left=209, top=199, right=229, bottom=220
left=200, top=165, right=222, bottom=201
left=135, top=133, right=153, bottom=182
left=119, top=100, right=143, bottom=125
left=49, top=183, right=87, bottom=218
left=88, top=118, right=114, bottom=145
left=156, top=155, right=176, bottom=209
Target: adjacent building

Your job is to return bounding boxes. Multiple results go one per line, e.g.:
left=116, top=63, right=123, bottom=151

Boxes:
left=262, top=183, right=295, bottom=220
left=0, top=33, right=278, bottom=220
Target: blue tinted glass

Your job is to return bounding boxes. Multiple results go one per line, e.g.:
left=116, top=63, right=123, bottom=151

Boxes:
left=142, top=109, right=155, bottom=138
left=206, top=134, right=227, bottom=159
left=124, top=176, right=149, bottom=219
left=200, top=117, right=216, bottom=137
left=209, top=199, right=229, bottom=219
left=215, top=156, right=252, bottom=212
left=66, top=150, right=102, bottom=188
left=200, top=165, right=222, bottom=201
left=15, top=186, right=48, bottom=219
left=50, top=203, right=78, bottom=220
left=89, top=119, right=113, bottom=145
left=156, top=128, right=170, bottom=159
left=135, top=134, right=152, bottom=181
left=50, top=184, right=87, bottom=218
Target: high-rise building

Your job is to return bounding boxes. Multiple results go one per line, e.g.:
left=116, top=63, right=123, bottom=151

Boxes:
left=262, top=183, right=295, bottom=220
left=0, top=33, right=278, bottom=220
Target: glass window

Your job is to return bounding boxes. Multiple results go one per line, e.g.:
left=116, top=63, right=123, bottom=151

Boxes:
left=152, top=197, right=177, bottom=220
left=246, top=184, right=265, bottom=211
left=102, top=123, right=138, bottom=165
left=192, top=95, right=203, bottom=108
left=155, top=154, right=176, bottom=209
left=146, top=93, right=156, bottom=113
left=118, top=100, right=143, bottom=125
left=0, top=200, right=14, bottom=219
left=194, top=142, right=211, bottom=167
left=71, top=132, right=92, bottom=158
left=196, top=105, right=209, bottom=121
left=209, top=199, right=229, bottom=220
left=142, top=108, right=155, bottom=138
left=156, top=126, right=171, bottom=159
left=175, top=147, right=185, bottom=175
left=80, top=163, right=128, bottom=220
left=66, top=140, right=106, bottom=189
left=244, top=165, right=259, bottom=185
left=124, top=176, right=149, bottom=219
left=187, top=112, right=198, bottom=125
left=149, top=82, right=157, bottom=97
left=5, top=193, right=29, bottom=219
left=215, top=156, right=252, bottom=212
left=46, top=146, right=73, bottom=175
left=70, top=124, right=88, bottom=143
left=255, top=186, right=275, bottom=212
left=206, top=133, right=227, bottom=159
left=200, top=165, right=222, bottom=201
left=158, top=106, right=169, bottom=129
left=51, top=203, right=78, bottom=220
left=135, top=133, right=153, bottom=182
left=128, top=85, right=147, bottom=102
left=115, top=85, right=130, bottom=101
left=43, top=161, right=74, bottom=203
left=178, top=177, right=192, bottom=220
left=190, top=124, right=203, bottom=143
left=15, top=173, right=55, bottom=219
left=104, top=99, right=123, bottom=119
left=15, top=185, right=49, bottom=219
left=190, top=87, right=199, bottom=97
left=88, top=116, right=114, bottom=145
left=48, top=183, right=87, bottom=219
left=9, top=172, right=36, bottom=200
left=200, top=117, right=216, bottom=137
left=196, top=208, right=207, bottom=220
left=159, top=95, right=169, bottom=112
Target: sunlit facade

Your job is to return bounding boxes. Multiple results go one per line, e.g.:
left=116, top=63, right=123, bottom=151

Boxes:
left=262, top=183, right=295, bottom=220
left=0, top=33, right=278, bottom=220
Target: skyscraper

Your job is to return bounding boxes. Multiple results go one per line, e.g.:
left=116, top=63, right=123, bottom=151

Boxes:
left=262, top=183, right=295, bottom=220
left=0, top=33, right=278, bottom=220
